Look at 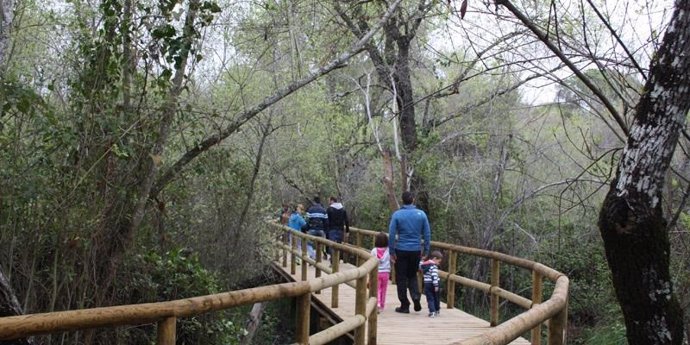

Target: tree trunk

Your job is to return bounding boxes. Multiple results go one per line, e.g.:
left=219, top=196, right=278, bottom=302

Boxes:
left=598, top=2, right=690, bottom=343
left=335, top=1, right=435, bottom=210
left=0, top=0, right=13, bottom=68
left=382, top=149, right=400, bottom=211
left=239, top=302, right=266, bottom=345
left=86, top=0, right=202, bottom=312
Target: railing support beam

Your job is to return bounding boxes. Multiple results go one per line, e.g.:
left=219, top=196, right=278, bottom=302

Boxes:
left=315, top=242, right=322, bottom=294
left=291, top=233, right=298, bottom=275
left=547, top=297, right=567, bottom=345
left=156, top=317, right=176, bottom=345
left=531, top=270, right=543, bottom=345
left=331, top=250, right=340, bottom=308
left=368, top=266, right=378, bottom=345
left=354, top=275, right=367, bottom=345
left=301, top=239, right=308, bottom=281
left=490, top=258, right=500, bottom=327
left=447, top=250, right=456, bottom=309
left=296, top=293, right=310, bottom=344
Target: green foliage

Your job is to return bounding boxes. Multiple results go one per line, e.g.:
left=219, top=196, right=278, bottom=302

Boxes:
left=0, top=79, right=47, bottom=118
left=535, top=226, right=624, bottom=343
left=579, top=322, right=627, bottom=345
left=116, top=248, right=247, bottom=345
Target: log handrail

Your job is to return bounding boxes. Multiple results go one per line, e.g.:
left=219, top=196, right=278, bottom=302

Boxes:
left=0, top=223, right=569, bottom=345
left=0, top=223, right=378, bottom=345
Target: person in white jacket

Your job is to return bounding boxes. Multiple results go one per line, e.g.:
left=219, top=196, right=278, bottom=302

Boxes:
left=371, top=232, right=391, bottom=313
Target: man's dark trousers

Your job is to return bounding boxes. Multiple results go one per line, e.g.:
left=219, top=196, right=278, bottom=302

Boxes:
left=395, top=249, right=421, bottom=310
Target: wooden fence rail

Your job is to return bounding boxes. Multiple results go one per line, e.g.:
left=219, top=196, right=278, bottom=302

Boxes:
left=0, top=222, right=569, bottom=345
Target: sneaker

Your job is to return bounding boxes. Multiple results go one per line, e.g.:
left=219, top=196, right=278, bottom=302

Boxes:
left=434, top=311, right=440, bottom=317
left=395, top=307, right=410, bottom=314
left=428, top=312, right=436, bottom=318
left=413, top=299, right=422, bottom=312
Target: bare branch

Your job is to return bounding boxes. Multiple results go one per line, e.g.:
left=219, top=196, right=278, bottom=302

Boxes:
left=583, top=0, right=647, bottom=80
left=151, top=0, right=404, bottom=198
left=496, top=0, right=630, bottom=138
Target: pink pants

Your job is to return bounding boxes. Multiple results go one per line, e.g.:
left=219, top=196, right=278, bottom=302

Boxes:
left=377, top=272, right=390, bottom=310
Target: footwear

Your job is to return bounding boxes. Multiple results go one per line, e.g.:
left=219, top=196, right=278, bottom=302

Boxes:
left=428, top=312, right=436, bottom=318
left=394, top=307, right=409, bottom=314
left=413, top=299, right=422, bottom=312
left=434, top=311, right=440, bottom=317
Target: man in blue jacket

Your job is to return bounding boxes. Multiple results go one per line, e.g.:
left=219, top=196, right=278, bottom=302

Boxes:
left=388, top=191, right=431, bottom=313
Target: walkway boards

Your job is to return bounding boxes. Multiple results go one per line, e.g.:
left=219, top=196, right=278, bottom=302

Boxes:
left=276, top=258, right=530, bottom=345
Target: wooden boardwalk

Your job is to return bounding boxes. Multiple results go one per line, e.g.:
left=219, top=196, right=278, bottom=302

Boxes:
left=276, top=257, right=531, bottom=345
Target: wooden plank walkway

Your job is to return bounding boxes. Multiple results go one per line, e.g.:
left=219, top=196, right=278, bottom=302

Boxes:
left=276, top=257, right=531, bottom=345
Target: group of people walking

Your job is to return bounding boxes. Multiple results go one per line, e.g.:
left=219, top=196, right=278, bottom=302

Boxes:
left=280, top=196, right=350, bottom=260
left=280, top=191, right=442, bottom=318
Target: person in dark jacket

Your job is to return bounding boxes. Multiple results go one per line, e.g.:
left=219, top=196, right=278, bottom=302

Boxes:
left=305, top=197, right=328, bottom=259
left=326, top=196, right=350, bottom=256
left=388, top=191, right=431, bottom=314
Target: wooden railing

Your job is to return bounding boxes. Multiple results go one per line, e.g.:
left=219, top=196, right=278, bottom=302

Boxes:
left=346, top=227, right=569, bottom=345
left=0, top=223, right=569, bottom=345
left=0, top=223, right=379, bottom=345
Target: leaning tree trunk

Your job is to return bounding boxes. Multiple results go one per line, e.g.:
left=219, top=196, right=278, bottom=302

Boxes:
left=598, top=1, right=690, bottom=343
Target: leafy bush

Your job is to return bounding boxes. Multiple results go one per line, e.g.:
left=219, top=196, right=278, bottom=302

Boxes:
left=115, top=248, right=247, bottom=345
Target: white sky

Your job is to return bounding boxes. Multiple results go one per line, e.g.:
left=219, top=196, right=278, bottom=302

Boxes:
left=430, top=0, right=675, bottom=105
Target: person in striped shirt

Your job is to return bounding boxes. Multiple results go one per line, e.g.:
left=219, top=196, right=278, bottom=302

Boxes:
left=420, top=250, right=443, bottom=317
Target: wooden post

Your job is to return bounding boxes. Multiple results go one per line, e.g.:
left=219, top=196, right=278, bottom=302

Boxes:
left=490, top=258, right=500, bottom=327
left=276, top=232, right=287, bottom=267
left=547, top=298, right=568, bottom=345
left=156, top=317, right=176, bottom=345
left=354, top=275, right=367, bottom=345
left=290, top=235, right=308, bottom=281
left=291, top=234, right=298, bottom=275
left=368, top=265, right=378, bottom=345
left=315, top=242, right=322, bottom=294
left=282, top=232, right=288, bottom=267
left=356, top=232, right=362, bottom=248
left=302, top=249, right=309, bottom=281
left=331, top=250, right=340, bottom=308
left=531, top=270, right=543, bottom=345
left=296, top=293, right=311, bottom=344
left=447, top=250, right=456, bottom=310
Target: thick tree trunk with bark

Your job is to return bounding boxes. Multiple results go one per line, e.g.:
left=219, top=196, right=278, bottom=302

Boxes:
left=598, top=1, right=690, bottom=343
left=336, top=1, right=435, bottom=210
